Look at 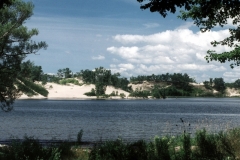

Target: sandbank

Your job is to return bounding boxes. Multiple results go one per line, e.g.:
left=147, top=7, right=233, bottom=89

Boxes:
left=18, top=82, right=130, bottom=100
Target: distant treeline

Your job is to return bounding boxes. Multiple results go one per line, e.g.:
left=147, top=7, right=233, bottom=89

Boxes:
left=130, top=73, right=195, bottom=84
left=21, top=60, right=240, bottom=98
left=76, top=68, right=130, bottom=92
left=128, top=73, right=195, bottom=98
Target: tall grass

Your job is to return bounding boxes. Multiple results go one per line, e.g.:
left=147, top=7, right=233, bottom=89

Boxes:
left=1, top=128, right=240, bottom=160
left=89, top=128, right=240, bottom=160
left=59, top=78, right=82, bottom=86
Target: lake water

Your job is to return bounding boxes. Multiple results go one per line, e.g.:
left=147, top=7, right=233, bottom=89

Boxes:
left=1, top=98, right=240, bottom=142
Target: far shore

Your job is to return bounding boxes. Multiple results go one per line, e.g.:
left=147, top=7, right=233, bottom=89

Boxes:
left=18, top=82, right=240, bottom=100
left=18, top=82, right=131, bottom=100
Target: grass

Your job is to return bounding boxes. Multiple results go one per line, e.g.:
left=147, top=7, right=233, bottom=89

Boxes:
left=59, top=78, right=83, bottom=86
left=2, top=127, right=240, bottom=159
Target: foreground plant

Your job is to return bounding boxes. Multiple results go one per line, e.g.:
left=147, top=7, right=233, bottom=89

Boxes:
left=89, top=128, right=240, bottom=160
left=0, top=0, right=48, bottom=111
left=1, top=128, right=240, bottom=160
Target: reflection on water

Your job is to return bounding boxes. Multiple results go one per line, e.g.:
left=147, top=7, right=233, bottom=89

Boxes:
left=1, top=98, right=240, bottom=142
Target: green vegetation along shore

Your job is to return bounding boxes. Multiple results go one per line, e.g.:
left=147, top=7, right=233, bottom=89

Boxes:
left=1, top=128, right=240, bottom=160
left=17, top=63, right=240, bottom=100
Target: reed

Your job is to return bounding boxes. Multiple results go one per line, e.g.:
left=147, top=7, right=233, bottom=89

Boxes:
left=1, top=122, right=240, bottom=160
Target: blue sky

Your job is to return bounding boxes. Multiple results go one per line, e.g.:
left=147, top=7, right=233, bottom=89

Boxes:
left=24, top=0, right=239, bottom=82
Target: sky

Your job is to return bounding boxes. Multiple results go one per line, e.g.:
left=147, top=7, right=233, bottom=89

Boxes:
left=24, top=0, right=240, bottom=83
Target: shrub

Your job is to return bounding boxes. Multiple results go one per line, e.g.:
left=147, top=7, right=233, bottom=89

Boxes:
left=226, top=128, right=240, bottom=158
left=57, top=141, right=75, bottom=159
left=119, top=93, right=126, bottom=98
left=100, top=94, right=110, bottom=98
left=2, top=129, right=240, bottom=160
left=194, top=129, right=226, bottom=159
left=153, top=136, right=171, bottom=160
left=0, top=136, right=61, bottom=160
left=127, top=140, right=149, bottom=160
left=77, top=129, right=84, bottom=144
left=129, top=88, right=150, bottom=98
left=84, top=88, right=96, bottom=96
left=59, top=78, right=81, bottom=86
left=89, top=139, right=127, bottom=160
left=109, top=91, right=116, bottom=96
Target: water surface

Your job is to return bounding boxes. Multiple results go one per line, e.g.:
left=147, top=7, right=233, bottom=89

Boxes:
left=1, top=98, right=240, bottom=142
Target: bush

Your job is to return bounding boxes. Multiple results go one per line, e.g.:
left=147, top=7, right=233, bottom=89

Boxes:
left=200, top=91, right=215, bottom=97
left=0, top=136, right=61, bottom=160
left=153, top=136, right=171, bottom=160
left=127, top=140, right=150, bottom=160
left=89, top=139, right=127, bottom=160
left=1, top=129, right=240, bottom=160
left=129, top=88, right=150, bottom=98
left=77, top=129, right=84, bottom=144
left=119, top=93, right=126, bottom=98
left=109, top=91, right=116, bottom=96
left=100, top=94, right=110, bottom=98
left=59, top=78, right=81, bottom=86
left=88, top=129, right=240, bottom=160
left=84, top=88, right=96, bottom=96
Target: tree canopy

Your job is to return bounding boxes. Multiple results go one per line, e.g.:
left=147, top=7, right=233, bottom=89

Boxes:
left=0, top=0, right=47, bottom=111
left=137, top=0, right=240, bottom=68
left=57, top=68, right=73, bottom=79
left=20, top=60, right=44, bottom=82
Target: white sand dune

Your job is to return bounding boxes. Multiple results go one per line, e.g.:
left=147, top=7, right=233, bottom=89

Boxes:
left=226, top=88, right=240, bottom=97
left=18, top=81, right=240, bottom=99
left=19, top=82, right=130, bottom=99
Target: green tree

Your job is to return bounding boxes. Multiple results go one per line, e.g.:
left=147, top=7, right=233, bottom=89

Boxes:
left=57, top=68, right=73, bottom=78
left=137, top=0, right=240, bottom=68
left=0, top=0, right=12, bottom=9
left=63, top=68, right=72, bottom=78
left=234, top=79, right=240, bottom=88
left=0, top=0, right=47, bottom=111
left=78, top=69, right=95, bottom=84
left=151, top=85, right=166, bottom=99
left=79, top=67, right=131, bottom=93
left=57, top=68, right=72, bottom=78
left=213, top=78, right=226, bottom=94
left=111, top=72, right=120, bottom=87
left=94, top=67, right=111, bottom=97
left=57, top=69, right=64, bottom=78
left=203, top=78, right=213, bottom=90
left=20, top=60, right=43, bottom=82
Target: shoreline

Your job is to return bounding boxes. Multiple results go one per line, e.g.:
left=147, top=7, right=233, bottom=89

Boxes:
left=17, top=96, right=240, bottom=101
left=18, top=82, right=131, bottom=100
left=17, top=82, right=240, bottom=100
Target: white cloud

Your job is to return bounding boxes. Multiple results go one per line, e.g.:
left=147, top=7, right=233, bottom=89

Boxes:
left=223, top=67, right=240, bottom=82
left=212, top=66, right=227, bottom=72
left=112, top=58, right=119, bottom=62
left=91, top=55, right=105, bottom=60
left=110, top=64, right=117, bottom=68
left=107, top=46, right=139, bottom=59
left=107, top=28, right=234, bottom=82
left=223, top=72, right=240, bottom=78
left=118, top=63, right=135, bottom=70
left=201, top=74, right=210, bottom=78
left=176, top=22, right=194, bottom=29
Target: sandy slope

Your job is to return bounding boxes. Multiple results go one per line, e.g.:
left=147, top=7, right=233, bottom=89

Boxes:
left=225, top=88, right=240, bottom=97
left=18, top=81, right=240, bottom=99
left=19, top=82, right=130, bottom=99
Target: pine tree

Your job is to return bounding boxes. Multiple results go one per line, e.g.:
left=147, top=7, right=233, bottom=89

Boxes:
left=0, top=0, right=47, bottom=111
